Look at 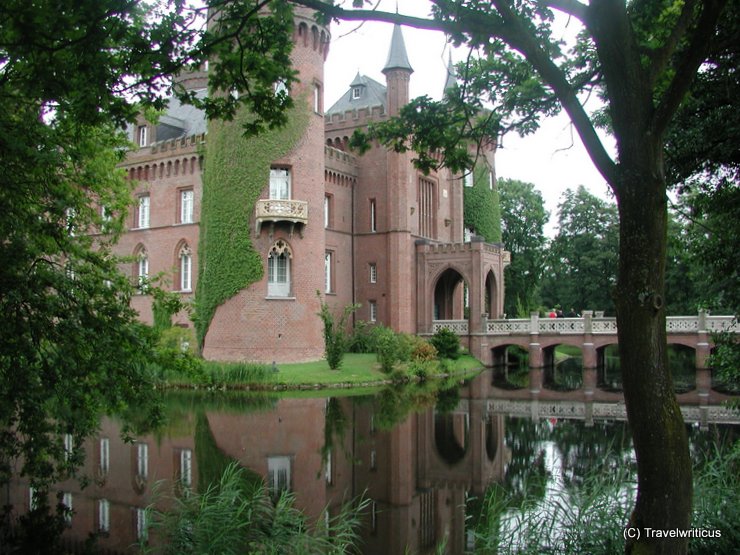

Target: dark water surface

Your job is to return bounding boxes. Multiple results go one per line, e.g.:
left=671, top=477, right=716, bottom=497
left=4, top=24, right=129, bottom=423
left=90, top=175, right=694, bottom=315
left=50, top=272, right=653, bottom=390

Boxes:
left=6, top=370, right=737, bottom=554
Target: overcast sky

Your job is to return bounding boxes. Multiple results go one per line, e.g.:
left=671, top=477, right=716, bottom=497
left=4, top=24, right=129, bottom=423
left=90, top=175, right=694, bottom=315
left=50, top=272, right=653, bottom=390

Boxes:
left=321, top=1, right=615, bottom=234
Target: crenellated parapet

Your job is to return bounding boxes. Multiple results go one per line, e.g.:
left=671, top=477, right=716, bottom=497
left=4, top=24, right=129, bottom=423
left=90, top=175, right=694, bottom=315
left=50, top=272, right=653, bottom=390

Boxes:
left=324, top=145, right=357, bottom=179
left=120, top=133, right=205, bottom=182
left=325, top=105, right=387, bottom=131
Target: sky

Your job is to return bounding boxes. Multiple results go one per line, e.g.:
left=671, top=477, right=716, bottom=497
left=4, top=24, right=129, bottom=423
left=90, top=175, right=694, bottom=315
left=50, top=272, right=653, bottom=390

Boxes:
left=321, top=1, right=616, bottom=234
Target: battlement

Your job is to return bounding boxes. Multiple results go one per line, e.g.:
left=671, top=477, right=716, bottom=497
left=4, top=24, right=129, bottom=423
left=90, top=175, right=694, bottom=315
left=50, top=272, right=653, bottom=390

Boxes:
left=325, top=105, right=387, bottom=130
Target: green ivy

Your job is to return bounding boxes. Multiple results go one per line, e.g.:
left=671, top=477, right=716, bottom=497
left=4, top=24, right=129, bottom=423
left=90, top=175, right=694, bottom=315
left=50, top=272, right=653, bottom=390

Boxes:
left=194, top=98, right=310, bottom=347
left=463, top=162, right=502, bottom=243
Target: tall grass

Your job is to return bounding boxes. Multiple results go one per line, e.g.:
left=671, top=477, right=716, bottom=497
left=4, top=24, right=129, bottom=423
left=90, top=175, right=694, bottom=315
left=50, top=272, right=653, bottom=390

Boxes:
left=466, top=439, right=739, bottom=554
left=142, top=462, right=369, bottom=555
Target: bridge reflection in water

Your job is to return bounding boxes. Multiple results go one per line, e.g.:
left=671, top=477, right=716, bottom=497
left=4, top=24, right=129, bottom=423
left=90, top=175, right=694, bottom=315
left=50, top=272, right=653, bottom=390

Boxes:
left=5, top=371, right=737, bottom=555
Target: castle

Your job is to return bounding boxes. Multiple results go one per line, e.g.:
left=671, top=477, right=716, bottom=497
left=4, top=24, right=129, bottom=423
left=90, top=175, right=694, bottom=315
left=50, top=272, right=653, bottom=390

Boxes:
left=115, top=7, right=509, bottom=363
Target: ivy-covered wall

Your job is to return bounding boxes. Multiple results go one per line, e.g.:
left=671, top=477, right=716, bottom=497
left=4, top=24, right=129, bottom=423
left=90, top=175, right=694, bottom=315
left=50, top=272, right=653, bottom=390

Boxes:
left=463, top=162, right=502, bottom=243
left=194, top=100, right=310, bottom=347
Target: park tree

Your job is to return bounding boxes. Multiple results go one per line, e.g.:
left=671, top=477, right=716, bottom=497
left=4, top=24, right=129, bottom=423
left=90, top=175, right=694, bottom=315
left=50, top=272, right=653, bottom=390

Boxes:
left=540, top=186, right=619, bottom=315
left=283, top=0, right=731, bottom=552
left=498, top=178, right=548, bottom=317
left=0, top=0, right=222, bottom=536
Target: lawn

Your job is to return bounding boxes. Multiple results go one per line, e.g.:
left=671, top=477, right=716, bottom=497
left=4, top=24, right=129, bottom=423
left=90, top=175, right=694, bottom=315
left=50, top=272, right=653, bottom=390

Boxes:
left=192, top=353, right=484, bottom=389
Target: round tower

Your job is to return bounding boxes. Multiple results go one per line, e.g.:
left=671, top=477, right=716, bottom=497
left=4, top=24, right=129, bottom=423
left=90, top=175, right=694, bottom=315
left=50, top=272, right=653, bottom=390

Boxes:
left=199, top=7, right=331, bottom=363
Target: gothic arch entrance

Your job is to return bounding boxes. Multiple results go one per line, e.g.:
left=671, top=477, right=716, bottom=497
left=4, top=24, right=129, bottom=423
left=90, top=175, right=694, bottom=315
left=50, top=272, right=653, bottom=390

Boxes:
left=434, top=268, right=467, bottom=321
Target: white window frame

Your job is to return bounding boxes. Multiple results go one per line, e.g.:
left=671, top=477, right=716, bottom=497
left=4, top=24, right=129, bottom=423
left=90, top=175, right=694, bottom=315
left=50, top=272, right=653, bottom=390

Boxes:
left=63, top=433, right=73, bottom=461
left=313, top=83, right=322, bottom=114
left=99, top=438, right=110, bottom=474
left=98, top=499, right=110, bottom=533
left=180, top=189, right=194, bottom=224
left=137, top=254, right=149, bottom=287
left=370, top=199, right=377, bottom=232
left=324, top=195, right=330, bottom=228
left=269, top=168, right=291, bottom=200
left=138, top=125, right=148, bottom=147
left=352, top=87, right=361, bottom=100
left=267, top=456, right=291, bottom=498
left=29, top=487, right=38, bottom=510
left=267, top=241, right=291, bottom=297
left=136, top=442, right=148, bottom=479
left=369, top=301, right=377, bottom=322
left=136, top=507, right=148, bottom=541
left=62, top=492, right=73, bottom=523
left=137, top=195, right=150, bottom=228
left=180, top=248, right=192, bottom=292
left=369, top=263, right=377, bottom=284
left=463, top=172, right=473, bottom=188
left=325, top=251, right=333, bottom=293
left=180, top=449, right=193, bottom=488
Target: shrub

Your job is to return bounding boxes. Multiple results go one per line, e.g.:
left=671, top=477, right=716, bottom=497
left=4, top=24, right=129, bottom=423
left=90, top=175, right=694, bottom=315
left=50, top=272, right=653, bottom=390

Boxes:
left=373, top=326, right=401, bottom=373
left=411, top=338, right=438, bottom=362
left=348, top=320, right=375, bottom=353
left=409, top=359, right=434, bottom=381
left=317, top=294, right=359, bottom=370
left=395, top=333, right=416, bottom=362
left=430, top=328, right=461, bottom=359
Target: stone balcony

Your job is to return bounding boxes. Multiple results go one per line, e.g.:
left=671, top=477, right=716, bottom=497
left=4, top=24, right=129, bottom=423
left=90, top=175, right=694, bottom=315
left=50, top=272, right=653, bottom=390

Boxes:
left=254, top=199, right=308, bottom=236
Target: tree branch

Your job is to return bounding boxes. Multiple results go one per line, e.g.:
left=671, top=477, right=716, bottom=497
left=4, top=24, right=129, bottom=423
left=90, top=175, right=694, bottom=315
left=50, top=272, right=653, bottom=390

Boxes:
left=652, top=0, right=728, bottom=136
left=645, top=0, right=699, bottom=87
left=542, top=0, right=588, bottom=23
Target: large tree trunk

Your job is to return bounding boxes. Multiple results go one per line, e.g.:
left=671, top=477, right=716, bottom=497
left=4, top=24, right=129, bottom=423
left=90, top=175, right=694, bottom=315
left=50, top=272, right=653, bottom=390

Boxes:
left=615, top=156, right=692, bottom=554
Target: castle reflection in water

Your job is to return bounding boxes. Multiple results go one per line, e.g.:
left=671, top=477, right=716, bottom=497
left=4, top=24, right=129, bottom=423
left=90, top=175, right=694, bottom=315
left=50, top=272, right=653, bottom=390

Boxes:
left=6, top=370, right=737, bottom=554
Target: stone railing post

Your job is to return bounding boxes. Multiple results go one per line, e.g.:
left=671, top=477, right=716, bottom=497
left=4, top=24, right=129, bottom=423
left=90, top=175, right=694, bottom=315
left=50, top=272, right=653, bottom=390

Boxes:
left=695, top=309, right=712, bottom=397
left=528, top=312, right=543, bottom=393
left=580, top=311, right=597, bottom=394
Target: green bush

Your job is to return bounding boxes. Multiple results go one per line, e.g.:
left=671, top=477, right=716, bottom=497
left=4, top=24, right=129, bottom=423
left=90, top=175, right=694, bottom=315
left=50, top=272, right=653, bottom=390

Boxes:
left=348, top=320, right=375, bottom=353
left=409, top=359, right=434, bottom=381
left=374, top=326, right=401, bottom=373
left=154, top=327, right=204, bottom=381
left=317, top=294, right=358, bottom=370
left=430, top=328, right=461, bottom=359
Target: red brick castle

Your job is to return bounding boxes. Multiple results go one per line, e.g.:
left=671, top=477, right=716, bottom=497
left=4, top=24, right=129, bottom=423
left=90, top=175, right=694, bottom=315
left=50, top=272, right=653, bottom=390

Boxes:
left=115, top=7, right=509, bottom=363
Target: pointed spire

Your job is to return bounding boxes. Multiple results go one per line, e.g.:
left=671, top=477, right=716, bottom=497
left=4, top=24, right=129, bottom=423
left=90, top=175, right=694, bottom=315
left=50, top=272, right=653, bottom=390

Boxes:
left=443, top=51, right=457, bottom=92
left=382, top=24, right=413, bottom=74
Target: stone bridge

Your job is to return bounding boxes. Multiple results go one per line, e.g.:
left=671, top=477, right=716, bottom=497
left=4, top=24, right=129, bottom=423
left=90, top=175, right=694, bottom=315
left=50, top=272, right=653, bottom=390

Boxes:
left=429, top=310, right=737, bottom=370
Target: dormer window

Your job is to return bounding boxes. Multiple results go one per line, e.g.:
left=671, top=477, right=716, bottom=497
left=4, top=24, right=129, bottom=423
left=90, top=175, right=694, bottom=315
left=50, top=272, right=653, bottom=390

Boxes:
left=138, top=125, right=148, bottom=147
left=352, top=87, right=362, bottom=100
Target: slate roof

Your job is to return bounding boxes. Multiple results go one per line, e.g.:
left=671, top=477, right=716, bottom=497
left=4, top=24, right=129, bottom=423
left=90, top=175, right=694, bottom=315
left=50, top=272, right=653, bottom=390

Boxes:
left=326, top=73, right=388, bottom=116
left=383, top=24, right=413, bottom=74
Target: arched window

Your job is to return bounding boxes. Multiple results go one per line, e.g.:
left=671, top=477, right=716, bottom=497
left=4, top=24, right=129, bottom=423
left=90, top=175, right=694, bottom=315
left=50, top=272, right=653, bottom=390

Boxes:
left=179, top=244, right=192, bottom=292
left=267, top=240, right=292, bottom=297
left=134, top=246, right=148, bottom=291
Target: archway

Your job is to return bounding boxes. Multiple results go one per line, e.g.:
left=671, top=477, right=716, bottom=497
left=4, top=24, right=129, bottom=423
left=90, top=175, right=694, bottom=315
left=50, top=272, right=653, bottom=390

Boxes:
left=433, top=267, right=468, bottom=322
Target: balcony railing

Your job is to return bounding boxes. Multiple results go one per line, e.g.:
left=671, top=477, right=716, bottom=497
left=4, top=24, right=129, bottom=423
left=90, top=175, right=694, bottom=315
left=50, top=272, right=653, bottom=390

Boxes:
left=255, top=199, right=308, bottom=235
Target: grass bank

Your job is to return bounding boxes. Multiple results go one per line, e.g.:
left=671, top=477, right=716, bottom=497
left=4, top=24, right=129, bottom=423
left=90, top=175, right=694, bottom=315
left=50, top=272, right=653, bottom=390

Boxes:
left=159, top=353, right=483, bottom=391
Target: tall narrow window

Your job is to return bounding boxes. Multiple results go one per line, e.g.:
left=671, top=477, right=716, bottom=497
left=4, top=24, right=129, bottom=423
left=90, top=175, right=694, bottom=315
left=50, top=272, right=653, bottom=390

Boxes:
left=180, top=449, right=193, bottom=488
left=98, top=499, right=110, bottom=533
left=352, top=87, right=362, bottom=100
left=180, top=189, right=194, bottom=223
left=370, top=199, right=376, bottom=232
left=179, top=245, right=192, bottom=292
left=269, top=168, right=290, bottom=200
left=137, top=195, right=150, bottom=228
left=268, top=456, right=291, bottom=501
left=137, top=250, right=149, bottom=288
left=99, top=438, right=110, bottom=475
left=29, top=487, right=38, bottom=510
left=369, top=301, right=377, bottom=322
left=313, top=83, right=322, bottom=114
left=488, top=171, right=494, bottom=190
left=136, top=508, right=148, bottom=541
left=418, top=178, right=436, bottom=238
left=136, top=443, right=148, bottom=479
left=63, top=433, right=73, bottom=461
left=324, top=251, right=333, bottom=293
left=369, top=263, right=377, bottom=284
left=267, top=240, right=291, bottom=297
left=324, top=194, right=331, bottom=228
left=138, top=125, right=148, bottom=147
left=62, top=492, right=73, bottom=523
